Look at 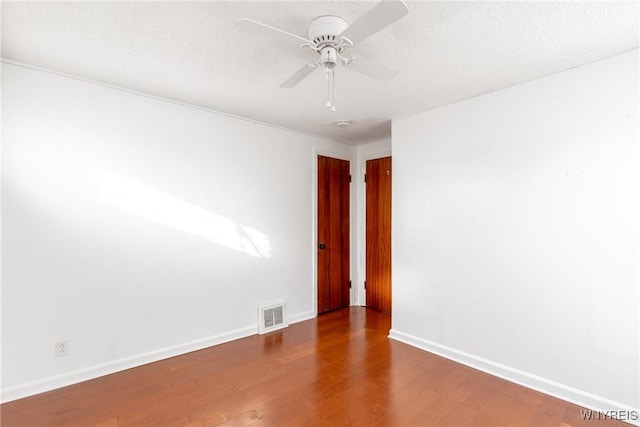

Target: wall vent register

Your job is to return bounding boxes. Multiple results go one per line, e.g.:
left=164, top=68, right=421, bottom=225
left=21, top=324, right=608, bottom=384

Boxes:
left=258, top=300, right=288, bottom=334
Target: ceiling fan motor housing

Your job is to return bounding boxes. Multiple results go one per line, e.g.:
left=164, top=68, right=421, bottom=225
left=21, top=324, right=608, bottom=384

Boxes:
left=308, top=15, right=349, bottom=46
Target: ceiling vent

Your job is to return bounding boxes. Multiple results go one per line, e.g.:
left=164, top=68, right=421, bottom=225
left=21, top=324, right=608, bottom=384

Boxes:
left=258, top=300, right=288, bottom=334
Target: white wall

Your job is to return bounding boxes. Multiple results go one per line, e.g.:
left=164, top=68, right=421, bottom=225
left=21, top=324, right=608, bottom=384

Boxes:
left=1, top=62, right=354, bottom=401
left=391, top=49, right=639, bottom=414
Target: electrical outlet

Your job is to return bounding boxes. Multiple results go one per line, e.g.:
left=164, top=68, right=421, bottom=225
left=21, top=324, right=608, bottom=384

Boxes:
left=55, top=340, right=70, bottom=358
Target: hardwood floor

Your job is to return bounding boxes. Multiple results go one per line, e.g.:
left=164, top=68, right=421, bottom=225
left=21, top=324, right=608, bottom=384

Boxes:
left=1, top=308, right=629, bottom=426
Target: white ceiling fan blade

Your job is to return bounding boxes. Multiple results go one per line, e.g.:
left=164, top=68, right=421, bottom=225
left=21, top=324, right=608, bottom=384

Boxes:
left=346, top=56, right=398, bottom=82
left=236, top=18, right=312, bottom=45
left=339, top=0, right=409, bottom=46
left=280, top=64, right=318, bottom=88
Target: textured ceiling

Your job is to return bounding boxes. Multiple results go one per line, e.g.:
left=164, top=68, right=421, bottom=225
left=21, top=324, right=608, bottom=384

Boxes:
left=2, top=1, right=638, bottom=145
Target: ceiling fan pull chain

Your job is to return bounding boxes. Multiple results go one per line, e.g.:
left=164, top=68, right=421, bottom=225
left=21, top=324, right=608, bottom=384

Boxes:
left=325, top=66, right=332, bottom=110
left=325, top=66, right=335, bottom=112
left=331, top=67, right=336, bottom=112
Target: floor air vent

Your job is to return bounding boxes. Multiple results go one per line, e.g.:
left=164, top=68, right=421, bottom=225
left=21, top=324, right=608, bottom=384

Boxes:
left=258, top=301, right=288, bottom=334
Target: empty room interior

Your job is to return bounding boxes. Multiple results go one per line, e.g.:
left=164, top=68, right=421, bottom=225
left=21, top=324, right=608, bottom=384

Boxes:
left=1, top=1, right=638, bottom=426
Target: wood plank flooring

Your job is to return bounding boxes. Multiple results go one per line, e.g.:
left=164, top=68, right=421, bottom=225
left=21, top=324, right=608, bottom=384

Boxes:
left=1, top=308, right=629, bottom=426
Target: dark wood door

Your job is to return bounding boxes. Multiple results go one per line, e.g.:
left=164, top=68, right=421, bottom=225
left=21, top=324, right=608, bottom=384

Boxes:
left=317, top=155, right=350, bottom=314
left=366, top=157, right=392, bottom=314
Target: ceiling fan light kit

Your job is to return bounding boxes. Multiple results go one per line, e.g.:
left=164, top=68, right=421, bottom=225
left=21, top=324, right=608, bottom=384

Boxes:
left=237, top=0, right=409, bottom=112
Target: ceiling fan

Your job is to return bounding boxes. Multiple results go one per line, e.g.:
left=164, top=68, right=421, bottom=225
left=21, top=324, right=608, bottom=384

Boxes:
left=237, top=0, right=409, bottom=111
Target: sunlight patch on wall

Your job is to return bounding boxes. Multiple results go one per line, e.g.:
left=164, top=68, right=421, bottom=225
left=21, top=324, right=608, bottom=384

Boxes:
left=99, top=169, right=271, bottom=258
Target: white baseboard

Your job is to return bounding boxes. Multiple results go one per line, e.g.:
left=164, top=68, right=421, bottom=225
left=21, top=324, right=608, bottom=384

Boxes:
left=1, top=325, right=257, bottom=403
left=1, top=311, right=319, bottom=404
left=388, top=329, right=639, bottom=426
left=287, top=310, right=316, bottom=325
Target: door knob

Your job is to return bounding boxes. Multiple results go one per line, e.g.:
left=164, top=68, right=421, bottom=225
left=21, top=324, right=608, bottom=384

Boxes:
left=318, top=243, right=326, bottom=250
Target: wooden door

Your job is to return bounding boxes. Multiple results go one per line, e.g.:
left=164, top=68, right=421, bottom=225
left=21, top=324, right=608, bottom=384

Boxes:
left=317, top=155, right=350, bottom=314
left=366, top=157, right=392, bottom=314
